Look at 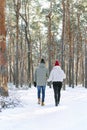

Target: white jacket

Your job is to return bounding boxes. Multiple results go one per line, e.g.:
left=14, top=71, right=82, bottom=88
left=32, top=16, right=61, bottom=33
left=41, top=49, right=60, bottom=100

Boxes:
left=47, top=66, right=66, bottom=82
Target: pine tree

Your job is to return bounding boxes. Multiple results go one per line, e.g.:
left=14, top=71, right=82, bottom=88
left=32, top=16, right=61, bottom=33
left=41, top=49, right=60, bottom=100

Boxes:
left=0, top=0, right=8, bottom=96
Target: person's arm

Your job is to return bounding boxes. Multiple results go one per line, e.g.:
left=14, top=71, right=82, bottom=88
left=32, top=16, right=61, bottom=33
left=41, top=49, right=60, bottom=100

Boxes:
left=62, top=70, right=66, bottom=79
left=47, top=70, right=53, bottom=82
left=46, top=68, right=49, bottom=78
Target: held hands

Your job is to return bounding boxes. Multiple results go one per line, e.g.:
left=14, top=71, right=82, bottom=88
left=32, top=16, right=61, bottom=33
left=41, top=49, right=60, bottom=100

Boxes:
left=47, top=81, right=52, bottom=88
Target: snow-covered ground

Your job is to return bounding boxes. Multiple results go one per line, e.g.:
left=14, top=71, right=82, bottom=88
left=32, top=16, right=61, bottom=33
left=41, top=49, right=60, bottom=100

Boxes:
left=0, top=84, right=87, bottom=130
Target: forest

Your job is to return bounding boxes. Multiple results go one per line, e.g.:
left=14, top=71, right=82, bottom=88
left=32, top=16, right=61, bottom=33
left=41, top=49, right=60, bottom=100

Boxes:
left=0, top=0, right=87, bottom=97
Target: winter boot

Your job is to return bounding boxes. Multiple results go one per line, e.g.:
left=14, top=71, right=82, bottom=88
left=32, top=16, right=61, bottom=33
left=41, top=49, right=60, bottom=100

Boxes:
left=55, top=98, right=58, bottom=106
left=55, top=102, right=58, bottom=106
left=38, top=98, right=40, bottom=104
left=41, top=102, right=45, bottom=106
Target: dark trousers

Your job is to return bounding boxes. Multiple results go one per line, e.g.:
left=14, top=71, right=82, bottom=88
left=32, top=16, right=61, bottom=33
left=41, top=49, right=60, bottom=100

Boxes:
left=53, top=82, right=62, bottom=106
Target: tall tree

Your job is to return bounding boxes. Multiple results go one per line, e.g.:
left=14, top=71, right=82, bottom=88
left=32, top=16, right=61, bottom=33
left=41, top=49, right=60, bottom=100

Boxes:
left=85, top=27, right=87, bottom=88
left=46, top=0, right=53, bottom=72
left=13, top=0, right=21, bottom=87
left=0, top=0, right=8, bottom=96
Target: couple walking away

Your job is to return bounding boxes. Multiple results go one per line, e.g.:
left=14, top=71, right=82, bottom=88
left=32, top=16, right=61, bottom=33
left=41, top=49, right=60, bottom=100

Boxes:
left=34, top=59, right=66, bottom=106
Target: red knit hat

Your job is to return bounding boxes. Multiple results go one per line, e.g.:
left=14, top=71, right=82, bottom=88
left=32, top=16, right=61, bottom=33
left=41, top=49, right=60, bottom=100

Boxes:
left=55, top=60, right=60, bottom=66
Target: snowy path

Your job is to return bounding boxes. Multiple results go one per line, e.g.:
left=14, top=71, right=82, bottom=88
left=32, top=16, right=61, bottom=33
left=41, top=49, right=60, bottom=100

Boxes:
left=0, top=86, right=87, bottom=130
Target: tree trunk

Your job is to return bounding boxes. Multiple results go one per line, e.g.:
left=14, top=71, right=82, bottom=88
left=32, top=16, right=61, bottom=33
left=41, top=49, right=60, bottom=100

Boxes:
left=13, top=0, right=21, bottom=87
left=66, top=0, right=72, bottom=87
left=85, top=30, right=87, bottom=88
left=46, top=1, right=53, bottom=72
left=85, top=47, right=87, bottom=88
left=0, top=0, right=8, bottom=96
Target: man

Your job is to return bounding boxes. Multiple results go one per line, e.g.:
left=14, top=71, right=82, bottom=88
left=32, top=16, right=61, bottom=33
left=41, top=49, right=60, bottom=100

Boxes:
left=34, top=59, right=49, bottom=106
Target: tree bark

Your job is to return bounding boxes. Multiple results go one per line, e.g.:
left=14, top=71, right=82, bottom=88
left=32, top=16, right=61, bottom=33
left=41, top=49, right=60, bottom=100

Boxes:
left=0, top=0, right=8, bottom=96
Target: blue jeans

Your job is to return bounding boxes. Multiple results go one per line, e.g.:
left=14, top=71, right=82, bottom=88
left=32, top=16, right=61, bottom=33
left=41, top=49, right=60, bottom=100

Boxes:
left=37, top=86, right=46, bottom=102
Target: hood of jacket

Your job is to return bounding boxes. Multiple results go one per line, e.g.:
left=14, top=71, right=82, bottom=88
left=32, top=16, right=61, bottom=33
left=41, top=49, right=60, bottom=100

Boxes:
left=39, top=63, right=45, bottom=68
left=52, top=66, right=61, bottom=71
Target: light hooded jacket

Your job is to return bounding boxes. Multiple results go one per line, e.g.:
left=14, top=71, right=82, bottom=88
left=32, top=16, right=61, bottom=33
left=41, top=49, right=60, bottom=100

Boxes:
left=34, top=63, right=49, bottom=86
left=47, top=66, right=66, bottom=82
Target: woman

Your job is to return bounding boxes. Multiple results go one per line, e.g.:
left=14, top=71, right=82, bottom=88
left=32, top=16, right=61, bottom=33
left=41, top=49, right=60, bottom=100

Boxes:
left=47, top=60, right=66, bottom=106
